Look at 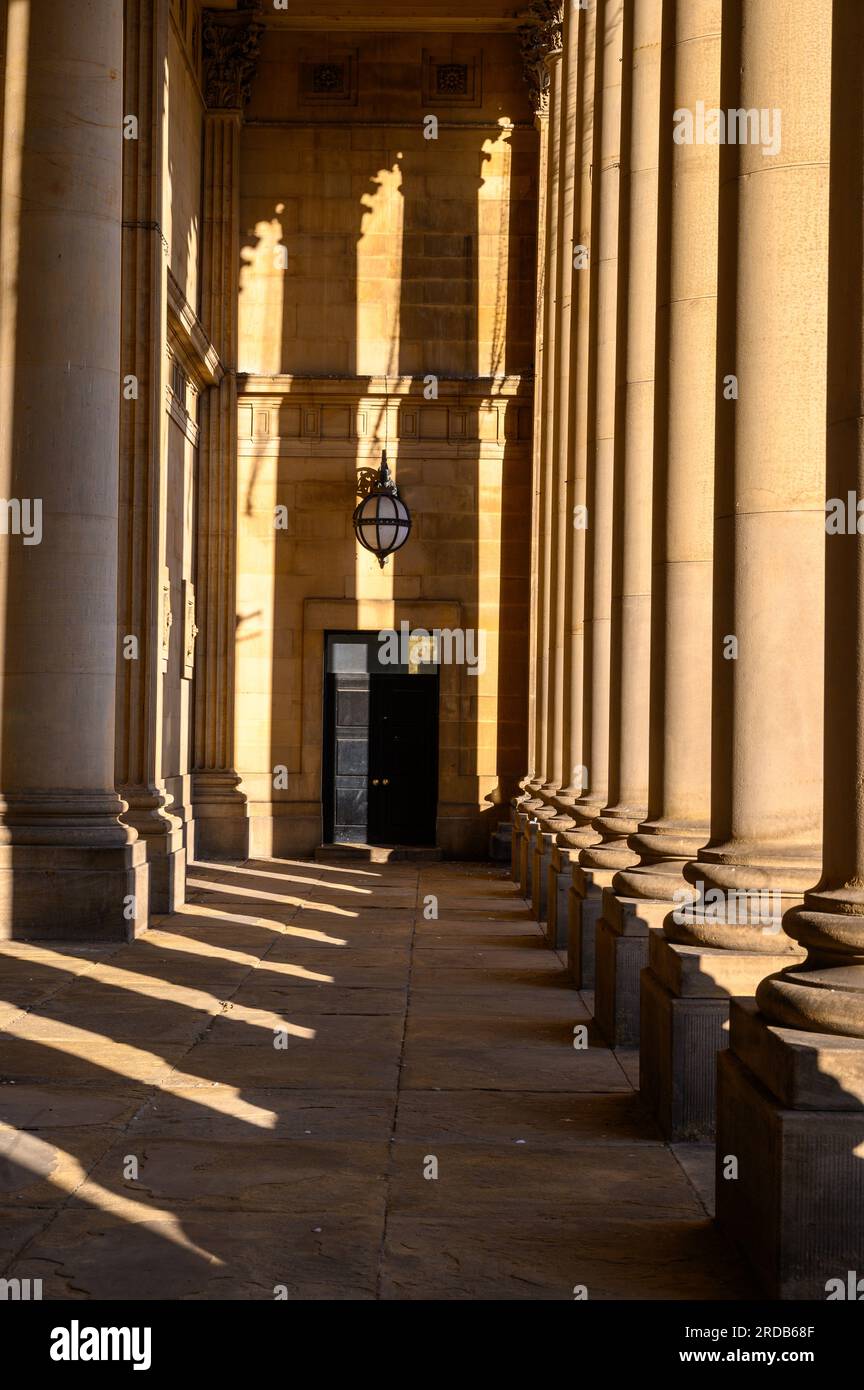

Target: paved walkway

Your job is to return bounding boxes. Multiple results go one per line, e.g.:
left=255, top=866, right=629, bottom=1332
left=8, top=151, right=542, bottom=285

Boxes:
left=0, top=858, right=751, bottom=1299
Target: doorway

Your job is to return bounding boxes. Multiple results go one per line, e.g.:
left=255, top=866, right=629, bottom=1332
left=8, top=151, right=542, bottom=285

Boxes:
left=323, top=632, right=439, bottom=847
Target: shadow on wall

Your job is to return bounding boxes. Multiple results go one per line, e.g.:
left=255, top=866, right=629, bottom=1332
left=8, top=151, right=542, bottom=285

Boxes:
left=234, top=116, right=534, bottom=856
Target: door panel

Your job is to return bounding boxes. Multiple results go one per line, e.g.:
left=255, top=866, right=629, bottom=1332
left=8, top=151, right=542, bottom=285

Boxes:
left=329, top=673, right=370, bottom=843
left=369, top=674, right=438, bottom=846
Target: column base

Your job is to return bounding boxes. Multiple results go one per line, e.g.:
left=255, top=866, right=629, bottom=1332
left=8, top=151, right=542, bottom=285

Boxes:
left=594, top=892, right=670, bottom=1047
left=0, top=842, right=149, bottom=941
left=640, top=935, right=801, bottom=1139
left=546, top=844, right=576, bottom=948
left=567, top=864, right=617, bottom=989
left=531, top=829, right=557, bottom=923
left=716, top=998, right=864, bottom=1298
left=192, top=772, right=250, bottom=861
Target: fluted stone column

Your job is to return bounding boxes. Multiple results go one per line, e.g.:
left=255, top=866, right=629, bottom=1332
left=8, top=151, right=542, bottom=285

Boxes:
left=717, top=0, right=864, bottom=1297
left=558, top=0, right=597, bottom=970
left=529, top=24, right=565, bottom=922
left=615, top=0, right=724, bottom=1127
left=544, top=0, right=588, bottom=948
left=0, top=0, right=147, bottom=938
left=116, top=0, right=185, bottom=913
left=514, top=13, right=551, bottom=888
left=515, top=3, right=563, bottom=899
left=533, top=4, right=580, bottom=927
left=652, top=0, right=827, bottom=1134
left=192, top=8, right=263, bottom=859
left=583, top=0, right=663, bottom=1047
left=566, top=0, right=624, bottom=987
left=616, top=0, right=720, bottom=907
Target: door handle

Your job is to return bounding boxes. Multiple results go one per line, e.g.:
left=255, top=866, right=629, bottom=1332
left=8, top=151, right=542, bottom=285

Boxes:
left=382, top=778, right=390, bottom=786
left=372, top=778, right=379, bottom=786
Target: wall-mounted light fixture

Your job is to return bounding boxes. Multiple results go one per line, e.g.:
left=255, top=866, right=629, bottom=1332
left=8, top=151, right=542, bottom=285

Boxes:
left=352, top=380, right=411, bottom=567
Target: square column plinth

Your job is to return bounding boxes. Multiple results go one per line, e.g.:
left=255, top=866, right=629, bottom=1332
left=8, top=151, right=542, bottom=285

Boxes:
left=520, top=818, right=539, bottom=899
left=511, top=808, right=527, bottom=881
left=0, top=842, right=149, bottom=940
left=531, top=829, right=557, bottom=924
left=567, top=864, right=616, bottom=988
left=641, top=936, right=803, bottom=1140
left=717, top=999, right=864, bottom=1299
left=594, top=892, right=670, bottom=1047
left=546, top=844, right=576, bottom=948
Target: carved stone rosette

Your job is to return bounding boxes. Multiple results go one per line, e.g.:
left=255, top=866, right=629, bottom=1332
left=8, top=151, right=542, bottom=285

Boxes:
left=518, top=1, right=564, bottom=117
left=202, top=5, right=265, bottom=111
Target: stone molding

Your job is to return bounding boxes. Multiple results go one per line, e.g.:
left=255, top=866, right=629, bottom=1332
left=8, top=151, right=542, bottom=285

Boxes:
left=237, top=375, right=533, bottom=450
left=167, top=270, right=223, bottom=389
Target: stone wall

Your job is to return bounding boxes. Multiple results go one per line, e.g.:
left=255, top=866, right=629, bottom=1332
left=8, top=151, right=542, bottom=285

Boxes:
left=233, top=27, right=537, bottom=856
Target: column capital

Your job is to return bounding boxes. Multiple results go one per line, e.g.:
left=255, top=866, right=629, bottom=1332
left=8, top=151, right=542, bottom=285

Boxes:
left=202, top=4, right=265, bottom=112
left=518, top=2, right=564, bottom=117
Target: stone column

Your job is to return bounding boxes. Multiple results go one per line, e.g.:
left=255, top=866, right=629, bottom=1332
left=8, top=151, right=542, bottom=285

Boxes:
left=516, top=3, right=563, bottom=899
left=532, top=6, right=578, bottom=927
left=586, top=0, right=663, bottom=1047
left=615, top=0, right=723, bottom=1127
left=546, top=0, right=589, bottom=947
left=615, top=0, right=720, bottom=908
left=528, top=39, right=562, bottom=918
left=656, top=0, right=827, bottom=1136
left=116, top=0, right=185, bottom=913
left=0, top=0, right=147, bottom=939
left=557, top=0, right=596, bottom=968
left=566, top=0, right=624, bottom=986
left=192, top=7, right=263, bottom=859
left=718, top=0, right=864, bottom=1297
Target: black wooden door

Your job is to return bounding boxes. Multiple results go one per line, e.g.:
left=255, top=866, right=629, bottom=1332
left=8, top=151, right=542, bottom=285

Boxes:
left=368, top=674, right=438, bottom=846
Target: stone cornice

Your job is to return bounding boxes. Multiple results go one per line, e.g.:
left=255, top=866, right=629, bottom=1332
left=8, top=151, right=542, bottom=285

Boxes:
left=237, top=373, right=531, bottom=399
left=201, top=4, right=265, bottom=111
left=517, top=1, right=564, bottom=116
left=167, top=270, right=223, bottom=388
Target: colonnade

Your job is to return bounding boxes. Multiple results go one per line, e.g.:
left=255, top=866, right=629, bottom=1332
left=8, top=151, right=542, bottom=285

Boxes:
left=515, top=0, right=864, bottom=1299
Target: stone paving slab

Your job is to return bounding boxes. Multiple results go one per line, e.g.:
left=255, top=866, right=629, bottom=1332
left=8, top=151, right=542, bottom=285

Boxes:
left=379, top=1215, right=754, bottom=1301
left=393, top=1090, right=663, bottom=1146
left=10, top=1210, right=382, bottom=1300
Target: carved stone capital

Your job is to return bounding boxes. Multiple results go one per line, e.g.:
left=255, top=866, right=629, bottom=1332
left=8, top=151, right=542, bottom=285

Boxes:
left=202, top=5, right=265, bottom=111
left=518, top=1, right=564, bottom=116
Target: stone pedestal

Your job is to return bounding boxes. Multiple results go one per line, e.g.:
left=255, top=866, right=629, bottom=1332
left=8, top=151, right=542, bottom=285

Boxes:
left=594, top=891, right=669, bottom=1047
left=531, top=829, right=557, bottom=923
left=0, top=840, right=149, bottom=942
left=511, top=808, right=527, bottom=881
left=490, top=818, right=512, bottom=863
left=520, top=816, right=539, bottom=899
left=567, top=863, right=615, bottom=989
left=147, top=829, right=187, bottom=915
left=640, top=934, right=804, bottom=1139
left=716, top=999, right=864, bottom=1298
left=546, top=844, right=575, bottom=948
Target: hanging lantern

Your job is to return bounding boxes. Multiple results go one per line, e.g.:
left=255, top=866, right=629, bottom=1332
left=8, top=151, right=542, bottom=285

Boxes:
left=352, top=450, right=411, bottom=568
